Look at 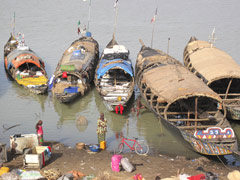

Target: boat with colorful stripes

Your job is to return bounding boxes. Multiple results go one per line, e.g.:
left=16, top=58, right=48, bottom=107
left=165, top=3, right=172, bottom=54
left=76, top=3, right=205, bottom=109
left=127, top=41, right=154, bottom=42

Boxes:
left=4, top=33, right=48, bottom=94
left=135, top=39, right=238, bottom=155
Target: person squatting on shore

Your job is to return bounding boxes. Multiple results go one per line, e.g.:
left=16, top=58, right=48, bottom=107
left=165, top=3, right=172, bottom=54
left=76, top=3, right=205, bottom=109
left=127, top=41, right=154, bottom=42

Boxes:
left=36, top=120, right=44, bottom=145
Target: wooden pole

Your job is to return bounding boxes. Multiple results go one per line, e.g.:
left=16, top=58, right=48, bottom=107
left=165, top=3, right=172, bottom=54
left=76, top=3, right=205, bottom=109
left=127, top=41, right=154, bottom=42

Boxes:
left=225, top=78, right=233, bottom=100
left=87, top=0, right=91, bottom=31
left=151, top=20, right=156, bottom=48
left=113, top=3, right=119, bottom=39
left=195, top=97, right=198, bottom=131
left=167, top=38, right=170, bottom=55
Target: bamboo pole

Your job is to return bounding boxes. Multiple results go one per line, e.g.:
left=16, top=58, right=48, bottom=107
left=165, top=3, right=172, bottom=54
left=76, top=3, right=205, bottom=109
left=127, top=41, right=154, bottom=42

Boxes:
left=224, top=78, right=233, bottom=99
left=113, top=3, right=119, bottom=39
left=87, top=0, right=92, bottom=31
left=195, top=97, right=198, bottom=131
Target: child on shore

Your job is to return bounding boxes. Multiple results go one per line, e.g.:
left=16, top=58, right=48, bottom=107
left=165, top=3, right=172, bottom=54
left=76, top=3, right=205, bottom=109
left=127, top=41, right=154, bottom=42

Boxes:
left=36, top=120, right=44, bottom=145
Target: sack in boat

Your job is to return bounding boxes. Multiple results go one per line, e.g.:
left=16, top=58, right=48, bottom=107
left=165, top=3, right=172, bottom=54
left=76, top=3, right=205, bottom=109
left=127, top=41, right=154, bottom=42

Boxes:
left=60, top=65, right=75, bottom=72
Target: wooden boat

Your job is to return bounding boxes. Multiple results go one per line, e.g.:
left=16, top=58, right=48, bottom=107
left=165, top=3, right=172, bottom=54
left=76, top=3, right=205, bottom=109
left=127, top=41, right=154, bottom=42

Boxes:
left=50, top=32, right=99, bottom=103
left=135, top=40, right=238, bottom=155
left=94, top=37, right=134, bottom=112
left=4, top=33, right=48, bottom=94
left=183, top=37, right=240, bottom=120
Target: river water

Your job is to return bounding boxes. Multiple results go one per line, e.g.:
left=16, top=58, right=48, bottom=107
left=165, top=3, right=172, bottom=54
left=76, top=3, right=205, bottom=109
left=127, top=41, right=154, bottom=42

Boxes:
left=0, top=0, right=240, bottom=160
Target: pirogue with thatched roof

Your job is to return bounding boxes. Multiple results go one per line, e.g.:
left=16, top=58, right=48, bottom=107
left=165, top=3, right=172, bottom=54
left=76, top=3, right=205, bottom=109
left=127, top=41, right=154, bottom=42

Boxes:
left=184, top=37, right=240, bottom=120
left=135, top=40, right=238, bottom=155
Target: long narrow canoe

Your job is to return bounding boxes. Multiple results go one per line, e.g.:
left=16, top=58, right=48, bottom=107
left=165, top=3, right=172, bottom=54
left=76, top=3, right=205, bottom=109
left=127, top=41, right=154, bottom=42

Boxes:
left=50, top=32, right=99, bottom=103
left=94, top=37, right=134, bottom=113
left=183, top=37, right=240, bottom=120
left=135, top=40, right=238, bottom=155
left=4, top=34, right=48, bottom=94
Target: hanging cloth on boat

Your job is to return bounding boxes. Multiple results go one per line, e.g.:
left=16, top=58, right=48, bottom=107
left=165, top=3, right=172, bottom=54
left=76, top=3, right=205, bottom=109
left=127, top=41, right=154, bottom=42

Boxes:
left=62, top=72, right=67, bottom=78
left=16, top=76, right=48, bottom=86
left=115, top=104, right=124, bottom=114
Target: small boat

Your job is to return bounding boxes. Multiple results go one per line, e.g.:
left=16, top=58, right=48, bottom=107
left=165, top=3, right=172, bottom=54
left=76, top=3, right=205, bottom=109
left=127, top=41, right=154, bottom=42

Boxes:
left=50, top=32, right=99, bottom=103
left=183, top=37, right=240, bottom=121
left=94, top=37, right=134, bottom=112
left=4, top=33, right=48, bottom=94
left=135, top=40, right=238, bottom=155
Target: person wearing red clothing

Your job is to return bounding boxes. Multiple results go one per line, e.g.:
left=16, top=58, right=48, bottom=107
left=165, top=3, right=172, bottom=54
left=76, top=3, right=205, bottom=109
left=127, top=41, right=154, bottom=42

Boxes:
left=36, top=120, right=44, bottom=145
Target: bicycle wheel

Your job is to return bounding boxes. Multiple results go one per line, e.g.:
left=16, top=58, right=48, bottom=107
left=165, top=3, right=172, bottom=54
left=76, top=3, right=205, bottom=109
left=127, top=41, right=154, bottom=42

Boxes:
left=135, top=141, right=149, bottom=155
left=115, top=143, right=124, bottom=154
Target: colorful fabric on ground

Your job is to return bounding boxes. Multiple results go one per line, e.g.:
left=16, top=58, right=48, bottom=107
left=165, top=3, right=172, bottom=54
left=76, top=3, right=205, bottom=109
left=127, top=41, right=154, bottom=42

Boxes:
left=16, top=76, right=47, bottom=86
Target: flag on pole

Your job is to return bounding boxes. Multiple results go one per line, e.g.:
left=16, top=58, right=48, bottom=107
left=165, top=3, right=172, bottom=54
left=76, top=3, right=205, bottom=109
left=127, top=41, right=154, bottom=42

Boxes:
left=151, top=8, right=158, bottom=23
left=77, top=20, right=81, bottom=35
left=114, top=0, right=118, bottom=8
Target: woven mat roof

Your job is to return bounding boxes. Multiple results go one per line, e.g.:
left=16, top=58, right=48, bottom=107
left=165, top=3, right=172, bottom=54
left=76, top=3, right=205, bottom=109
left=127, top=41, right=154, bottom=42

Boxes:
left=186, top=40, right=240, bottom=85
left=142, top=64, right=221, bottom=104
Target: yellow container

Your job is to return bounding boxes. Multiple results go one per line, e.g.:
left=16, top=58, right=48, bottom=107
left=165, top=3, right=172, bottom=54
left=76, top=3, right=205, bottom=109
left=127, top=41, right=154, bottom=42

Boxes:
left=100, top=141, right=106, bottom=150
left=0, top=167, right=10, bottom=176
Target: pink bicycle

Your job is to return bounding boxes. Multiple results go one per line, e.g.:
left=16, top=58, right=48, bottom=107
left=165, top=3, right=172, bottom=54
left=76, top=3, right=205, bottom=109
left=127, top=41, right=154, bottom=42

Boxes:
left=115, top=136, right=149, bottom=155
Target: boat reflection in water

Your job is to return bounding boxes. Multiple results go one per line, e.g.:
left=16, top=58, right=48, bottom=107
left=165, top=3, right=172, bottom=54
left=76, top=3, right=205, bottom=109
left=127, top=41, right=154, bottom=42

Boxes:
left=11, top=80, right=48, bottom=113
left=136, top=104, right=200, bottom=158
left=52, top=89, right=95, bottom=132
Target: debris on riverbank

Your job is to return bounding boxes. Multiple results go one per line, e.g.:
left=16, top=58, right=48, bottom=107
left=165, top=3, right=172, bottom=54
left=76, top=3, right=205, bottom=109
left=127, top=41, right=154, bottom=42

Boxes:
left=1, top=141, right=239, bottom=179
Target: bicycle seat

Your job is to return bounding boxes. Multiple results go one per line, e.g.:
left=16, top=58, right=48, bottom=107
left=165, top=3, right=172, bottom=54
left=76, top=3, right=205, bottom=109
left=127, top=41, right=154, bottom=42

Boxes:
left=133, top=137, right=138, bottom=140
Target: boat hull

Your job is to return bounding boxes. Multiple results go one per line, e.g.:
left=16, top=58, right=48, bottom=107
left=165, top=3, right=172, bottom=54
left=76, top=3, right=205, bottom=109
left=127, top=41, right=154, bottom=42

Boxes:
left=51, top=36, right=99, bottom=103
left=159, top=114, right=235, bottom=155
left=94, top=39, right=134, bottom=113
left=226, top=106, right=240, bottom=121
left=135, top=42, right=238, bottom=156
left=4, top=34, right=48, bottom=94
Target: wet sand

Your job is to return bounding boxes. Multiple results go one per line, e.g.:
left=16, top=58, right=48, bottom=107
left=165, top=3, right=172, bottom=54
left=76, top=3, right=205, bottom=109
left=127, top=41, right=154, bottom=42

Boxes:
left=3, top=141, right=239, bottom=179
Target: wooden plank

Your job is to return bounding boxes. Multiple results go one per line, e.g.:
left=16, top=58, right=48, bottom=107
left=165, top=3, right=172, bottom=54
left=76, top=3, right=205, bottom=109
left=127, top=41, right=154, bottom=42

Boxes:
left=160, top=111, right=217, bottom=115
left=223, top=98, right=240, bottom=101
left=178, top=125, right=216, bottom=129
left=219, top=93, right=240, bottom=96
left=168, top=118, right=210, bottom=122
left=225, top=104, right=240, bottom=107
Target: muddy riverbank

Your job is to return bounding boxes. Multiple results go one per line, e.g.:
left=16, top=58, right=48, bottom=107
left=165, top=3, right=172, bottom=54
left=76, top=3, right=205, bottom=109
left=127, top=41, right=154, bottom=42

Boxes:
left=2, top=141, right=239, bottom=179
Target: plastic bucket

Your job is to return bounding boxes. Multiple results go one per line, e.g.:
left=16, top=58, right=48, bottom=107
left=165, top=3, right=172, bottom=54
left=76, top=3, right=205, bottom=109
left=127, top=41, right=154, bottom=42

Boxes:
left=100, top=141, right=106, bottom=150
left=111, top=154, right=122, bottom=172
left=121, top=158, right=134, bottom=172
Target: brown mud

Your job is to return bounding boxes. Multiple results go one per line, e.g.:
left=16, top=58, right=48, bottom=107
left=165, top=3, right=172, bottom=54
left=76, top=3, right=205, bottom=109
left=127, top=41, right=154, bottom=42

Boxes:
left=3, top=141, right=239, bottom=180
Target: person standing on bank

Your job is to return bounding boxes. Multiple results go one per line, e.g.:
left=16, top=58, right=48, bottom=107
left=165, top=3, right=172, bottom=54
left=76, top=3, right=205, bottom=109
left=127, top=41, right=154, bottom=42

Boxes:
left=36, top=120, right=44, bottom=145
left=96, top=113, right=107, bottom=144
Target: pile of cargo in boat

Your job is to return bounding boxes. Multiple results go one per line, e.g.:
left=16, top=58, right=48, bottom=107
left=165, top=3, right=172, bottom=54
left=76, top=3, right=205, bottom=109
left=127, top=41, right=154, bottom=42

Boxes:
left=94, top=37, right=134, bottom=112
left=183, top=37, right=240, bottom=121
left=50, top=32, right=99, bottom=103
left=135, top=40, right=238, bottom=155
left=4, top=33, right=48, bottom=94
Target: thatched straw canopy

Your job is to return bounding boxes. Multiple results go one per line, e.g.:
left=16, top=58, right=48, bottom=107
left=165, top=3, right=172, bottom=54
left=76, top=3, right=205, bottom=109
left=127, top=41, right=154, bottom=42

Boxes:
left=185, top=40, right=240, bottom=85
left=142, top=63, right=222, bottom=105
